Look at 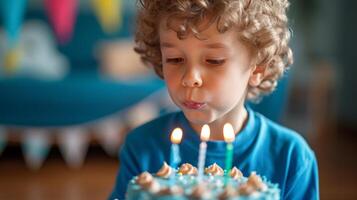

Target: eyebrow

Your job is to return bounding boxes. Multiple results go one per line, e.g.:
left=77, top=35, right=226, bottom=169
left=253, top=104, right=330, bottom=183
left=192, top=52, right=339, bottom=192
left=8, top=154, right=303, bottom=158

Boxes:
left=204, top=43, right=228, bottom=49
left=161, top=42, right=228, bottom=49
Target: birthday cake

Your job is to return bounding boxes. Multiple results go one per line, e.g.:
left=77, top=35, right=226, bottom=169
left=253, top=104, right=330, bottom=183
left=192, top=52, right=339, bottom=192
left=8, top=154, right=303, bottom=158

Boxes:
left=126, top=162, right=280, bottom=200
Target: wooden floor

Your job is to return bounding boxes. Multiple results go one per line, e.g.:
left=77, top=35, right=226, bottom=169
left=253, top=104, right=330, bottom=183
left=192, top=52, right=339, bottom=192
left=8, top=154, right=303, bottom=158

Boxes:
left=0, top=131, right=357, bottom=200
left=0, top=146, right=118, bottom=200
left=313, top=129, right=357, bottom=200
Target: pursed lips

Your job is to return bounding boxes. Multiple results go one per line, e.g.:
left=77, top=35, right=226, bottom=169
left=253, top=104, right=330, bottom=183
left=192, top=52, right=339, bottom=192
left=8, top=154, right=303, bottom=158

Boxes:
left=182, top=100, right=206, bottom=110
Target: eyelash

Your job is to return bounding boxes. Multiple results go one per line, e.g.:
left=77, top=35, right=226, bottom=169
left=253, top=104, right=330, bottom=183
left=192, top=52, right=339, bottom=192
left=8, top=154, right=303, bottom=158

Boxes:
left=166, top=58, right=184, bottom=64
left=206, top=59, right=225, bottom=65
left=165, top=58, right=226, bottom=66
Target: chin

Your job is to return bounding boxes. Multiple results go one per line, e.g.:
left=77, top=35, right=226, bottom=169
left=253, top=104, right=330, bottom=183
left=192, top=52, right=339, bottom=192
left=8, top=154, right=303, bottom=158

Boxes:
left=181, top=109, right=215, bottom=125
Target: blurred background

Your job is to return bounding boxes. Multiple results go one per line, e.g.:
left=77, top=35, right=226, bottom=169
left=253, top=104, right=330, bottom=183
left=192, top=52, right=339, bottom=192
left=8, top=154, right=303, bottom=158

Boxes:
left=0, top=0, right=356, bottom=199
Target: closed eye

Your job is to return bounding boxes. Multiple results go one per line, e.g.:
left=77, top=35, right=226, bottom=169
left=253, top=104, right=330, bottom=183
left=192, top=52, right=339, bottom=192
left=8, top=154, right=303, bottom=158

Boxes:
left=166, top=58, right=184, bottom=64
left=206, top=59, right=225, bottom=65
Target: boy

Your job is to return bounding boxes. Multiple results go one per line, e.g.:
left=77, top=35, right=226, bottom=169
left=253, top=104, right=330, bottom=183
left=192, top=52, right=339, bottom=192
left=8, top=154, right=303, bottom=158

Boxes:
left=110, top=0, right=319, bottom=199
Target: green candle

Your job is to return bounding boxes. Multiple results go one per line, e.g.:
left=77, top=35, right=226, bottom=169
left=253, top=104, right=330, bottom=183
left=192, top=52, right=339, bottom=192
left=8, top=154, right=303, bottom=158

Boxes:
left=224, top=142, right=233, bottom=185
left=223, top=123, right=235, bottom=186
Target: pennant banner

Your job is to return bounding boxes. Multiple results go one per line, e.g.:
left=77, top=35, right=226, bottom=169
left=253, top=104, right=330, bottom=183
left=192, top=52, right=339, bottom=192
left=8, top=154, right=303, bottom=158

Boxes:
left=0, top=0, right=27, bottom=47
left=0, top=0, right=27, bottom=73
left=45, top=0, right=78, bottom=44
left=95, top=118, right=123, bottom=156
left=92, top=0, right=122, bottom=34
left=58, top=127, right=89, bottom=169
left=22, top=129, right=51, bottom=170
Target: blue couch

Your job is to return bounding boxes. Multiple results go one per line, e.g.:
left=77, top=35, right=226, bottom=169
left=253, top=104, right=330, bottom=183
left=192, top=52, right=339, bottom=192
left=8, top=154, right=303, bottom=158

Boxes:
left=0, top=9, right=165, bottom=127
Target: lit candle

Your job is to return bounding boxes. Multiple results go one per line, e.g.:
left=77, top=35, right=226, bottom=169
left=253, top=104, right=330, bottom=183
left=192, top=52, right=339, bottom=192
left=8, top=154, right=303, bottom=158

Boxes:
left=170, top=128, right=183, bottom=183
left=223, top=123, right=235, bottom=186
left=197, top=124, right=210, bottom=181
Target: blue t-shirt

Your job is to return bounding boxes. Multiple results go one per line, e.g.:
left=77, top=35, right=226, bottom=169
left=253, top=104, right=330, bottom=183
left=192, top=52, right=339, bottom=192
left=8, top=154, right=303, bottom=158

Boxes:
left=109, top=107, right=319, bottom=200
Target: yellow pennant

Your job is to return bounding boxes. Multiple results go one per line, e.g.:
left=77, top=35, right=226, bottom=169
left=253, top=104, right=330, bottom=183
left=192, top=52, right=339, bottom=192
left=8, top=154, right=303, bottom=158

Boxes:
left=3, top=46, right=21, bottom=74
left=92, top=0, right=122, bottom=34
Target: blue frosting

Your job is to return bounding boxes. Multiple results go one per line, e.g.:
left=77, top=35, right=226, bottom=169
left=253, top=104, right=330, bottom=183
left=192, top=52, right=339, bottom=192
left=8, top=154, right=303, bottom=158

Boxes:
left=126, top=173, right=280, bottom=200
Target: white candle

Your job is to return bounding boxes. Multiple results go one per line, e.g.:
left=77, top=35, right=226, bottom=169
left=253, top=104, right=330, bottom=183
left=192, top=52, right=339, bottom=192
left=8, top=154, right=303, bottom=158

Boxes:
left=197, top=124, right=210, bottom=181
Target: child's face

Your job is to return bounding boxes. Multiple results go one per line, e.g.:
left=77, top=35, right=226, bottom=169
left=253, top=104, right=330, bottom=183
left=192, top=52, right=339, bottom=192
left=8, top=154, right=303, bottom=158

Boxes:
left=159, top=19, right=258, bottom=126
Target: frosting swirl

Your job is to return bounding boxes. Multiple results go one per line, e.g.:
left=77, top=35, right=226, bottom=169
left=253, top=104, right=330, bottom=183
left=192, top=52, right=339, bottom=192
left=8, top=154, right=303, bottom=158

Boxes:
left=238, top=183, right=255, bottom=195
left=190, top=185, right=205, bottom=199
left=178, top=163, right=198, bottom=175
left=156, top=162, right=173, bottom=178
left=136, top=172, right=160, bottom=193
left=190, top=184, right=211, bottom=199
left=247, top=172, right=268, bottom=191
left=136, top=172, right=153, bottom=187
left=230, top=167, right=243, bottom=180
left=218, top=185, right=238, bottom=200
left=158, top=185, right=183, bottom=196
left=205, top=163, right=224, bottom=176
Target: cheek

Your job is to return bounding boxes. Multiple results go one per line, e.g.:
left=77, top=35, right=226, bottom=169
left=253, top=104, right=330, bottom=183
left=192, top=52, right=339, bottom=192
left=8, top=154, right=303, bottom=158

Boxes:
left=211, top=81, right=239, bottom=104
left=163, top=68, right=181, bottom=92
left=208, top=69, right=250, bottom=103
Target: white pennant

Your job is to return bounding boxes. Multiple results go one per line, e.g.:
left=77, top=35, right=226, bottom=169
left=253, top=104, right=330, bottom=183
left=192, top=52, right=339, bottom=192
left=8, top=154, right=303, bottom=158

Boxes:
left=22, top=129, right=51, bottom=170
left=0, top=127, right=7, bottom=156
left=58, top=127, right=88, bottom=169
left=95, top=117, right=123, bottom=157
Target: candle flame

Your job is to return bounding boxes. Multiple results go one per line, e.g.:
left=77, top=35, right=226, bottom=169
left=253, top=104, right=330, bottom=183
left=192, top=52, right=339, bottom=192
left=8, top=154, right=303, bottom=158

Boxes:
left=223, top=123, right=235, bottom=143
left=200, top=124, right=210, bottom=142
left=171, top=128, right=183, bottom=144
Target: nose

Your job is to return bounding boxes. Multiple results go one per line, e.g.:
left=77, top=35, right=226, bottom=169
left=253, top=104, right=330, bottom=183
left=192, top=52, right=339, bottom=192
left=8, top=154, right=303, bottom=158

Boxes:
left=181, top=67, right=203, bottom=88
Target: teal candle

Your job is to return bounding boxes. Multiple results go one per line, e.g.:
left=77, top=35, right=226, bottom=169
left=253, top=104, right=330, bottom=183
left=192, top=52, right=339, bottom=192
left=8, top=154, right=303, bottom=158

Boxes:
left=223, top=123, right=235, bottom=186
left=224, top=142, right=234, bottom=185
left=170, top=143, right=181, bottom=171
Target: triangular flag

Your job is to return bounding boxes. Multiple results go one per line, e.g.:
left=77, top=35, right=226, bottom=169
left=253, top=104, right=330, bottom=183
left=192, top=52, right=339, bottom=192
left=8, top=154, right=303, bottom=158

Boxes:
left=92, top=0, right=122, bottom=34
left=22, top=129, right=51, bottom=170
left=95, top=118, right=123, bottom=157
left=0, top=127, right=7, bottom=156
left=3, top=46, right=22, bottom=74
left=58, top=127, right=88, bottom=169
left=0, top=0, right=27, bottom=73
left=0, top=0, right=27, bottom=47
left=44, top=0, right=78, bottom=44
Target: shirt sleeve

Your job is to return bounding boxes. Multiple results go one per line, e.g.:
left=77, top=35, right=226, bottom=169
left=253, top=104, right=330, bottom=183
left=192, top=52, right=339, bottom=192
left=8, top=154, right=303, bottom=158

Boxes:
left=284, top=153, right=319, bottom=200
left=108, top=140, right=141, bottom=200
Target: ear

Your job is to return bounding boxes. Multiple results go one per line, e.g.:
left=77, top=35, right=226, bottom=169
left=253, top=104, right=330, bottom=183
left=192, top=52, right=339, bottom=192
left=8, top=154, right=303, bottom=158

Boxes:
left=248, top=65, right=265, bottom=87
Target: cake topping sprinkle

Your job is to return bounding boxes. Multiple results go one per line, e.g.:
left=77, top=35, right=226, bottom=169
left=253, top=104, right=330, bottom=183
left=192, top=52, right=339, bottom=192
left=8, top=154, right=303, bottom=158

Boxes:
left=247, top=172, right=268, bottom=191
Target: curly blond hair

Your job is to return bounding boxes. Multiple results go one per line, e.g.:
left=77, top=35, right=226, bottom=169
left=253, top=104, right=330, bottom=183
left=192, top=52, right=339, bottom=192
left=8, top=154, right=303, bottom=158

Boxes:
left=134, top=0, right=293, bottom=101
